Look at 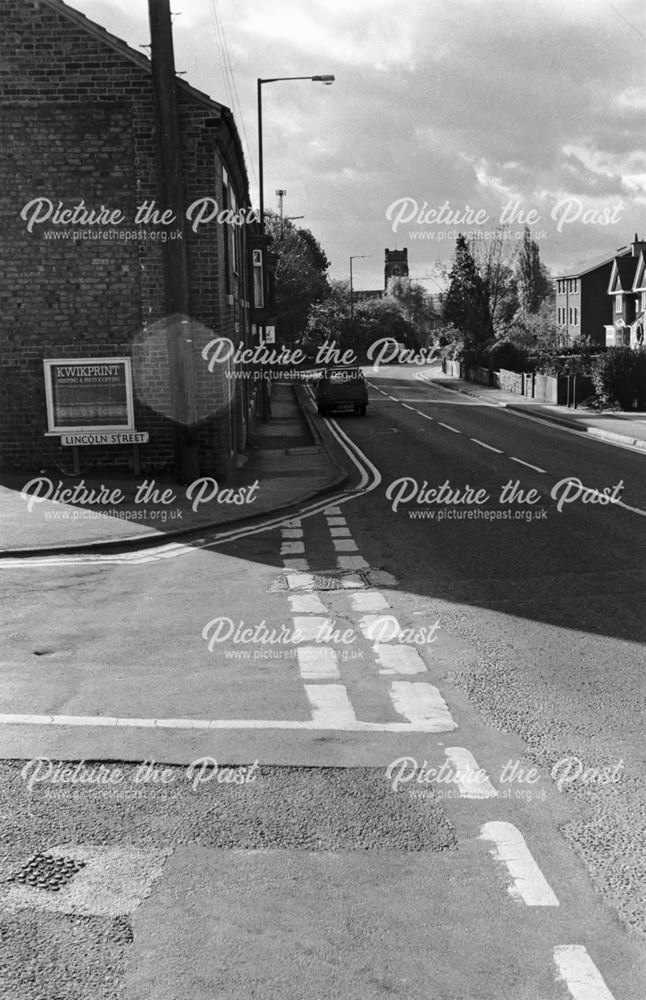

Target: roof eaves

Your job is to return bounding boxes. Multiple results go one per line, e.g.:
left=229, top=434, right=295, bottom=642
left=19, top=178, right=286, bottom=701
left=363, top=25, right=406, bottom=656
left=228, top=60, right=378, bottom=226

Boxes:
left=41, top=0, right=229, bottom=117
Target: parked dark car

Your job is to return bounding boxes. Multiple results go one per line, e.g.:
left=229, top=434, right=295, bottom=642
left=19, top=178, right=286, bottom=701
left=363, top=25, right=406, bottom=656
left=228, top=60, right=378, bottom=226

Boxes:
left=315, top=367, right=368, bottom=416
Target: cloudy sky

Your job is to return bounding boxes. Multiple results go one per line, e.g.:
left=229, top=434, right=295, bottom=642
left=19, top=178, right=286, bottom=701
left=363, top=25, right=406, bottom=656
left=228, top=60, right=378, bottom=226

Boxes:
left=69, top=0, right=645, bottom=290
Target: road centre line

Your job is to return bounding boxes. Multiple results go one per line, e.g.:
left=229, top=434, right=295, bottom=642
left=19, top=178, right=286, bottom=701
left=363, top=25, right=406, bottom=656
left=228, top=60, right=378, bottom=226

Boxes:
left=510, top=456, right=547, bottom=474
left=553, top=945, right=617, bottom=1000
left=479, top=821, right=559, bottom=906
left=437, top=422, right=461, bottom=433
left=470, top=438, right=503, bottom=453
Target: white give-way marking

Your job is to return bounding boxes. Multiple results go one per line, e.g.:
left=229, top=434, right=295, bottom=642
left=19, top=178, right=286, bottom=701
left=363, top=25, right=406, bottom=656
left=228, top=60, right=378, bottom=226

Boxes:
left=479, top=821, right=559, bottom=906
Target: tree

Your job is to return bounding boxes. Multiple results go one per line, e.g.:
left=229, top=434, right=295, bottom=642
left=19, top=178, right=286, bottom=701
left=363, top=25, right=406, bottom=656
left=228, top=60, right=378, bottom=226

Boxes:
left=443, top=234, right=492, bottom=345
left=516, top=225, right=552, bottom=315
left=265, top=213, right=331, bottom=347
left=386, top=276, right=438, bottom=346
left=305, top=280, right=351, bottom=349
left=472, top=227, right=519, bottom=337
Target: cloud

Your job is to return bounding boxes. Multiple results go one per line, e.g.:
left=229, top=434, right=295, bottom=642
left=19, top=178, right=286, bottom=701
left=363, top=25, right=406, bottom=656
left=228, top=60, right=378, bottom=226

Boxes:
left=67, top=0, right=646, bottom=283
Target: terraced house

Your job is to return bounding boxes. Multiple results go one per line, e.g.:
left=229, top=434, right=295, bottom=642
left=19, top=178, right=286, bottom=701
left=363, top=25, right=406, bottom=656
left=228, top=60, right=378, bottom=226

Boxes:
left=0, top=0, right=267, bottom=479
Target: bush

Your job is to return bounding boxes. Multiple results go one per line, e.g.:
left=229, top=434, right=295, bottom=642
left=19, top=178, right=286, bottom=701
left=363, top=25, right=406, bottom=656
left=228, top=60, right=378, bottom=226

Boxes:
left=590, top=347, right=646, bottom=410
left=486, top=340, right=528, bottom=373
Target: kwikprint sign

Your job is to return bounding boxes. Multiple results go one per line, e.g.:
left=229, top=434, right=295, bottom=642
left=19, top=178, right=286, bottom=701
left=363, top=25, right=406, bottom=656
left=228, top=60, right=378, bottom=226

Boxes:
left=43, top=357, right=135, bottom=434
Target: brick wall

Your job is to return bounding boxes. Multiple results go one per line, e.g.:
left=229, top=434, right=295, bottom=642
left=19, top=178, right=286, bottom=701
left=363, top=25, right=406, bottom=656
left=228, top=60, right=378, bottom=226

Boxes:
left=0, top=0, right=252, bottom=478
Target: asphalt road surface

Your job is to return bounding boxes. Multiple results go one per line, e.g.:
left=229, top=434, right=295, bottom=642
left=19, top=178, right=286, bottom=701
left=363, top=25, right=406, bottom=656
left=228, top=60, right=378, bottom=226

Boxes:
left=1, top=364, right=645, bottom=1000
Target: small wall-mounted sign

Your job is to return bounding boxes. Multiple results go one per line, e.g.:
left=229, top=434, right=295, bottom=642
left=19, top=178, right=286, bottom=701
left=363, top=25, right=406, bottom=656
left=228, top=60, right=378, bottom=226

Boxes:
left=60, top=431, right=149, bottom=447
left=43, top=357, right=135, bottom=434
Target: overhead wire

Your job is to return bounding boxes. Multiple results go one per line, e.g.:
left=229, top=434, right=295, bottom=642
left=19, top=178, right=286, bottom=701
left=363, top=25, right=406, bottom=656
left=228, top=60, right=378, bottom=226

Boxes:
left=208, top=0, right=258, bottom=191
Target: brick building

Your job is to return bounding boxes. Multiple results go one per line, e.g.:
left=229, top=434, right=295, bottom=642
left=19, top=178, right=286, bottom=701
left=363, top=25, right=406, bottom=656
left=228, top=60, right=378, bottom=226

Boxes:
left=554, top=236, right=646, bottom=347
left=605, top=238, right=646, bottom=347
left=0, top=0, right=263, bottom=479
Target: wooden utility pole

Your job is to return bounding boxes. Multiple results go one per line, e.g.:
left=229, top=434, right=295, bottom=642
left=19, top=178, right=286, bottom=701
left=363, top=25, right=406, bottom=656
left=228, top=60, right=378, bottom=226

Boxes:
left=148, top=0, right=200, bottom=482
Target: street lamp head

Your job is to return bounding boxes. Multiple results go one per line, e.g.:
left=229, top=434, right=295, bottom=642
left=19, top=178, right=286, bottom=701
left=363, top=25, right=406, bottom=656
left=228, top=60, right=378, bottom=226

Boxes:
left=312, top=75, right=335, bottom=84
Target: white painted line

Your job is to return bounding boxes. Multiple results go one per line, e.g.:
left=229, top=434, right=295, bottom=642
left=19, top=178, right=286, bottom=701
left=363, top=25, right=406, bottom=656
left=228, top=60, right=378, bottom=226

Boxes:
left=281, top=541, right=305, bottom=555
left=323, top=506, right=342, bottom=515
left=285, top=573, right=314, bottom=591
left=444, top=747, right=498, bottom=799
left=326, top=517, right=347, bottom=526
left=329, top=526, right=351, bottom=537
left=438, top=422, right=461, bottom=434
left=281, top=528, right=304, bottom=539
left=297, top=647, right=340, bottom=680
left=419, top=413, right=434, bottom=420
left=1, top=845, right=171, bottom=917
left=333, top=538, right=358, bottom=552
left=553, top=945, right=617, bottom=1000
left=337, top=555, right=369, bottom=570
left=292, top=616, right=329, bottom=641
left=282, top=558, right=310, bottom=571
left=471, top=438, right=503, bottom=454
left=479, top=821, right=559, bottom=906
left=340, top=573, right=367, bottom=589
left=387, top=394, right=397, bottom=400
left=389, top=682, right=456, bottom=730
left=358, top=614, right=402, bottom=642
left=350, top=592, right=390, bottom=611
left=402, top=403, right=416, bottom=411
left=376, top=645, right=427, bottom=674
left=509, top=457, right=547, bottom=474
left=0, top=712, right=454, bottom=733
left=288, top=594, right=327, bottom=614
left=304, top=684, right=357, bottom=725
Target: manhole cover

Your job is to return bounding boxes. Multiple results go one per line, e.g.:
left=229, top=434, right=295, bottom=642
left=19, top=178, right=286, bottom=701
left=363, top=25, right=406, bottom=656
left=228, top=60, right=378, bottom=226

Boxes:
left=10, top=853, right=86, bottom=892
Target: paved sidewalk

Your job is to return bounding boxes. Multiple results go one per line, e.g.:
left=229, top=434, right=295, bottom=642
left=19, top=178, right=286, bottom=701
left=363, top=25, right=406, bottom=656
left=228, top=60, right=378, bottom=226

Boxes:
left=0, top=382, right=347, bottom=556
left=428, top=374, right=646, bottom=452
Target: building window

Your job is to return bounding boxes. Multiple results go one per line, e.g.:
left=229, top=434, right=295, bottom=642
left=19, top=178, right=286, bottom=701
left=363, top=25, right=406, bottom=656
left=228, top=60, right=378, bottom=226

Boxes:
left=574, top=307, right=578, bottom=326
left=615, top=294, right=622, bottom=314
left=569, top=307, right=572, bottom=324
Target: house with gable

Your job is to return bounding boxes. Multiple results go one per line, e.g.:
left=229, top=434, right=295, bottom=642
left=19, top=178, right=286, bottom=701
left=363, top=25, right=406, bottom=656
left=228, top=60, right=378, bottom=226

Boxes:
left=0, top=0, right=266, bottom=478
left=605, top=236, right=646, bottom=347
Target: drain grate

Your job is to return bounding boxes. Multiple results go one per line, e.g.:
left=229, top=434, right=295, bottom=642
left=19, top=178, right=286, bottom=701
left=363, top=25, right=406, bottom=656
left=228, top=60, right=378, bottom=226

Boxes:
left=10, top=853, right=86, bottom=892
left=271, top=571, right=368, bottom=592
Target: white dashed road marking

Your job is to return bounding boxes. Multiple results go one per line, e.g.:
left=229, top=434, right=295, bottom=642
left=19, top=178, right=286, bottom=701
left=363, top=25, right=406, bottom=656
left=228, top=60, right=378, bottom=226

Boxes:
left=281, top=528, right=303, bottom=539
left=287, top=594, right=327, bottom=614
left=509, top=457, right=547, bottom=474
left=388, top=681, right=457, bottom=730
left=303, top=684, right=358, bottom=725
left=280, top=541, right=305, bottom=555
left=329, top=526, right=351, bottom=537
left=438, top=422, right=461, bottom=433
left=553, top=945, right=617, bottom=1000
left=470, top=438, right=503, bottom=454
left=443, top=747, right=497, bottom=799
left=479, top=821, right=559, bottom=906
left=375, top=645, right=427, bottom=675
left=282, top=558, right=310, bottom=571
left=333, top=538, right=359, bottom=552
left=337, top=555, right=370, bottom=571
left=349, top=592, right=391, bottom=612
left=291, top=616, right=329, bottom=641
left=297, top=647, right=341, bottom=680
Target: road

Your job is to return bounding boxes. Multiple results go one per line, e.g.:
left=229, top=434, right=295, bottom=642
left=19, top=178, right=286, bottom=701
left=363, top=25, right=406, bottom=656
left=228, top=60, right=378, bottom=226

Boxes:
left=1, top=363, right=645, bottom=999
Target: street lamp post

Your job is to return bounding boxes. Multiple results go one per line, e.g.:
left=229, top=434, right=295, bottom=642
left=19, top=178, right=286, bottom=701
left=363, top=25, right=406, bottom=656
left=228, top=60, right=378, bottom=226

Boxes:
left=349, top=254, right=370, bottom=349
left=257, top=75, right=334, bottom=231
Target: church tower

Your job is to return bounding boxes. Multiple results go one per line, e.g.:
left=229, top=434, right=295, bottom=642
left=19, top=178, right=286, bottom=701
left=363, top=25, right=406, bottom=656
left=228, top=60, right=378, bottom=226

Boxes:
left=384, top=248, right=409, bottom=289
